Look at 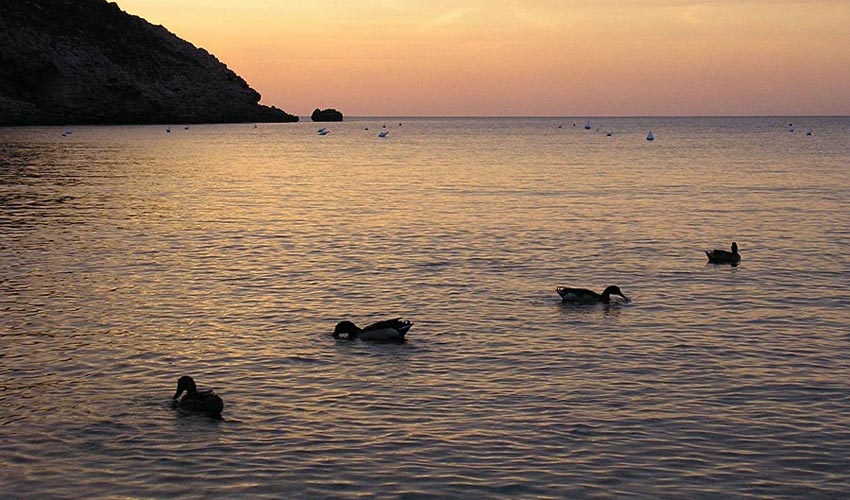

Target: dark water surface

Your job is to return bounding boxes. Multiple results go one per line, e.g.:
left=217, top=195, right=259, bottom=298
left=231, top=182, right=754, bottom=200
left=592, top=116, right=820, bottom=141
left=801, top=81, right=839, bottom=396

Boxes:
left=2, top=117, right=849, bottom=498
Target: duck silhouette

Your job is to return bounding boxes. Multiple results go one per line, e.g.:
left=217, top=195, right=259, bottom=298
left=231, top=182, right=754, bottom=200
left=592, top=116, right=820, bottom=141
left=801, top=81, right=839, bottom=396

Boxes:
left=172, top=375, right=224, bottom=417
left=706, top=242, right=741, bottom=264
left=556, top=285, right=629, bottom=304
left=333, top=318, right=412, bottom=342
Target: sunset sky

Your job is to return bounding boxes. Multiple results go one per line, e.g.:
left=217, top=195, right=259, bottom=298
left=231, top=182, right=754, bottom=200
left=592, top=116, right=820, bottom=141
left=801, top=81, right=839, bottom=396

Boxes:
left=118, top=0, right=850, bottom=117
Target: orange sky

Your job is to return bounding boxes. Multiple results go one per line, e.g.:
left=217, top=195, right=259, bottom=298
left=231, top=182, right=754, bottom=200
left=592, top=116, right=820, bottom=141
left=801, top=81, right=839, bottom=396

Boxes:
left=118, top=0, right=850, bottom=117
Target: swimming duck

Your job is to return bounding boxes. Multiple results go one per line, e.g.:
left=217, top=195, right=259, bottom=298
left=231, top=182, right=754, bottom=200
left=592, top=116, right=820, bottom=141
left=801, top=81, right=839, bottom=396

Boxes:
left=706, top=242, right=741, bottom=264
left=333, top=318, right=412, bottom=342
left=172, top=375, right=224, bottom=417
left=556, top=285, right=629, bottom=304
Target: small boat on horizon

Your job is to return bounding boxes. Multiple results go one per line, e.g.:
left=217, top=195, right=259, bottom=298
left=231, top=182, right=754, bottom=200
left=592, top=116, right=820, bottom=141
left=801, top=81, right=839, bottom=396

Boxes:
left=646, top=130, right=654, bottom=141
left=584, top=120, right=592, bottom=130
left=378, top=130, right=389, bottom=138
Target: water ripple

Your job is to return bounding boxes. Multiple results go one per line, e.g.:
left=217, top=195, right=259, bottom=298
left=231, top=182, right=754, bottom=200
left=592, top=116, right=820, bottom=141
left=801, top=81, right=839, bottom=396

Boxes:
left=2, top=118, right=850, bottom=498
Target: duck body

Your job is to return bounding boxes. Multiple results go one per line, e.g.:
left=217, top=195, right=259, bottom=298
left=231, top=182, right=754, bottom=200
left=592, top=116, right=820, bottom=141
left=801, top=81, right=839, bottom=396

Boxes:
left=172, top=375, right=224, bottom=417
left=333, top=318, right=412, bottom=342
left=556, top=285, right=629, bottom=304
left=706, top=242, right=741, bottom=264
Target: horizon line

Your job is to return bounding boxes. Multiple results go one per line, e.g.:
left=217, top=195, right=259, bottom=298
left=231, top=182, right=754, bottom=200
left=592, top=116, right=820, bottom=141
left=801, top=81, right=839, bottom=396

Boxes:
left=327, top=114, right=849, bottom=119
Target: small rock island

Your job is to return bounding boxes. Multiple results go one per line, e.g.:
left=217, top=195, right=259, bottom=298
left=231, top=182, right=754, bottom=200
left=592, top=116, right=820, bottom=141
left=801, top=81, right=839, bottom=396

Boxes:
left=0, top=0, right=299, bottom=125
left=311, top=108, right=344, bottom=122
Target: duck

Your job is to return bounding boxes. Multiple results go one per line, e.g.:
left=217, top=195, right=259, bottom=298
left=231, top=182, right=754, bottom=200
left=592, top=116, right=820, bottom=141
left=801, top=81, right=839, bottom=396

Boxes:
left=172, top=375, right=224, bottom=417
left=333, top=318, right=412, bottom=342
left=556, top=285, right=629, bottom=304
left=706, top=241, right=741, bottom=264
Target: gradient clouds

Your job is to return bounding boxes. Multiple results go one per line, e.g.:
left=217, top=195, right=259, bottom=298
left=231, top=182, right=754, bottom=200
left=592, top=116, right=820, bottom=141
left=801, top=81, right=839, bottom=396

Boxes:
left=118, top=0, right=850, bottom=115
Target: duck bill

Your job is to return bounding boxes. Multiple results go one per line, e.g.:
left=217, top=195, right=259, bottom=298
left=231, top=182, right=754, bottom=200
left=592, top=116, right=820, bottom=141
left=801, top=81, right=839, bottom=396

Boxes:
left=173, top=389, right=184, bottom=400
left=620, top=294, right=630, bottom=303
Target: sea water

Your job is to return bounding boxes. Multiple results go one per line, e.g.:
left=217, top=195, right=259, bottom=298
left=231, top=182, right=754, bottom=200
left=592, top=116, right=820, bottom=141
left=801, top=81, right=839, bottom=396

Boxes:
left=1, top=117, right=849, bottom=498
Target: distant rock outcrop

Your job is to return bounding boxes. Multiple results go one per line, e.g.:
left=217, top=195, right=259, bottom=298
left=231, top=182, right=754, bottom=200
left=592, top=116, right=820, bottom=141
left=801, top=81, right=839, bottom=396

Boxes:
left=0, top=0, right=298, bottom=125
left=311, top=108, right=343, bottom=122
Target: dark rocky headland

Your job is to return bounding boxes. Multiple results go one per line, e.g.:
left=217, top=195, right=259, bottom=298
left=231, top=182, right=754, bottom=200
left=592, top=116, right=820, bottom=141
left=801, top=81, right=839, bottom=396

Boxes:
left=311, top=108, right=343, bottom=122
left=0, top=0, right=298, bottom=125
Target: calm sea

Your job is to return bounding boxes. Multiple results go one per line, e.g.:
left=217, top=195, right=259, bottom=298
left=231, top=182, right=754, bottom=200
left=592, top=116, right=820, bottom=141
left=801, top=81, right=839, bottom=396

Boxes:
left=1, top=117, right=849, bottom=499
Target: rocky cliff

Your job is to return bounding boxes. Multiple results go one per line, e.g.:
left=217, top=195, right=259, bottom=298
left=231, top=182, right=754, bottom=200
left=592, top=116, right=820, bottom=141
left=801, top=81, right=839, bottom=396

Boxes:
left=0, top=0, right=298, bottom=125
left=311, top=108, right=344, bottom=122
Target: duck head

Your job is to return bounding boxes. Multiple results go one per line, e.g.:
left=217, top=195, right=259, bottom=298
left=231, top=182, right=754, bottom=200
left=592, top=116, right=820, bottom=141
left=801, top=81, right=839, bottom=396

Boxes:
left=173, top=375, right=198, bottom=400
left=731, top=242, right=739, bottom=254
left=602, top=285, right=629, bottom=303
left=333, top=320, right=360, bottom=339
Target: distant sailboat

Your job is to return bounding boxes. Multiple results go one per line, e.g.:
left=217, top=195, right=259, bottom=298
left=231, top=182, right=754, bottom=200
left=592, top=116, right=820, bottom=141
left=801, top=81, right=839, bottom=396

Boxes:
left=166, top=125, right=171, bottom=133
left=806, top=128, right=813, bottom=136
left=584, top=120, right=592, bottom=130
left=646, top=130, right=654, bottom=141
left=606, top=131, right=612, bottom=137
left=318, top=129, right=329, bottom=136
